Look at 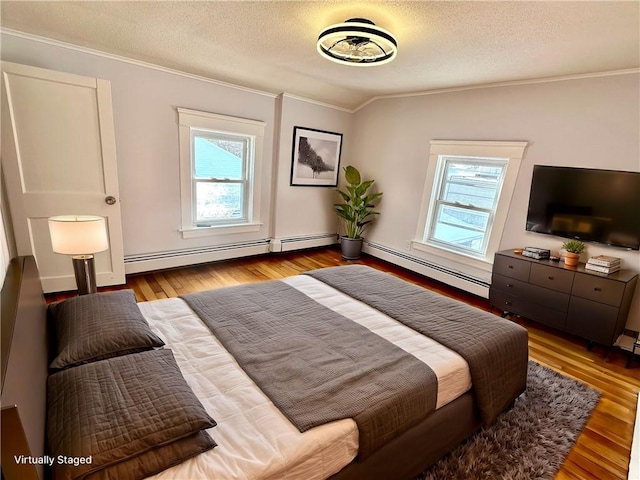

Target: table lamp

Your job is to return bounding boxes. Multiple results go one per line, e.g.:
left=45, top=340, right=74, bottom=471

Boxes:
left=48, top=215, right=109, bottom=295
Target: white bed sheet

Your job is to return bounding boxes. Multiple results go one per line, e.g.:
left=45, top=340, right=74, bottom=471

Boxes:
left=140, top=275, right=472, bottom=480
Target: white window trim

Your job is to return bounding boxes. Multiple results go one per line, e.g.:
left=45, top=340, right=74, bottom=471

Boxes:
left=177, top=108, right=266, bottom=238
left=412, top=140, right=528, bottom=271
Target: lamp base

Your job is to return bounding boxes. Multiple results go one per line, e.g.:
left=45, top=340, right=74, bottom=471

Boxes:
left=72, top=255, right=97, bottom=295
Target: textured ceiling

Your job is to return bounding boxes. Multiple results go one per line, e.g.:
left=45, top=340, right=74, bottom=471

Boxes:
left=1, top=1, right=639, bottom=110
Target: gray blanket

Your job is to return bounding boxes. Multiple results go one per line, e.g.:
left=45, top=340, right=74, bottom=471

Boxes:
left=182, top=279, right=439, bottom=460
left=305, top=265, right=529, bottom=425
left=183, top=264, right=528, bottom=460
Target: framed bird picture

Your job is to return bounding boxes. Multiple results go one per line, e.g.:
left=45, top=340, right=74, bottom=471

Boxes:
left=290, top=126, right=342, bottom=186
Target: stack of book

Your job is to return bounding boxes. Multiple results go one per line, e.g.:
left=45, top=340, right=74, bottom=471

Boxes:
left=585, top=255, right=621, bottom=274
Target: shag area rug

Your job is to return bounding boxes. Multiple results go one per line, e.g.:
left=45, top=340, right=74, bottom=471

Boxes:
left=416, top=361, right=601, bottom=480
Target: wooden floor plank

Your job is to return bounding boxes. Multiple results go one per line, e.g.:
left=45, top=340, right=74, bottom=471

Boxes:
left=45, top=246, right=640, bottom=479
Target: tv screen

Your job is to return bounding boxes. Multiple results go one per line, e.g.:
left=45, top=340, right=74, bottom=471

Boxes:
left=526, top=166, right=640, bottom=250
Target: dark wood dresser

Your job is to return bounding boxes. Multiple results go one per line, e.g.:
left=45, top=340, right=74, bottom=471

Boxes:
left=489, top=249, right=638, bottom=347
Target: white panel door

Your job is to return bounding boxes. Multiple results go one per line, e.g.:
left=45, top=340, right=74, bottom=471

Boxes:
left=1, top=61, right=125, bottom=292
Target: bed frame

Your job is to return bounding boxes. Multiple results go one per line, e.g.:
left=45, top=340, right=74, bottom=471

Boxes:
left=0, top=255, right=482, bottom=480
left=329, top=390, right=479, bottom=480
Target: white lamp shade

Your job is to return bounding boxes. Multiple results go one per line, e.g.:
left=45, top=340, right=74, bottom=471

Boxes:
left=48, top=215, right=109, bottom=255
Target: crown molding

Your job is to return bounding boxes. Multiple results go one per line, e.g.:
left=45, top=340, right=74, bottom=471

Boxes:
left=281, top=93, right=355, bottom=114
left=0, top=28, right=278, bottom=99
left=4, top=28, right=637, bottom=115
left=354, top=68, right=640, bottom=112
left=2, top=28, right=357, bottom=112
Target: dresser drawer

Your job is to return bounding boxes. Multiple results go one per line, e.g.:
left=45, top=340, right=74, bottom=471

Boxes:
left=566, top=297, right=620, bottom=345
left=492, top=273, right=570, bottom=312
left=491, top=274, right=529, bottom=296
left=489, top=289, right=530, bottom=317
left=571, top=273, right=625, bottom=307
left=493, top=255, right=530, bottom=281
left=530, top=263, right=574, bottom=294
left=490, top=289, right=567, bottom=330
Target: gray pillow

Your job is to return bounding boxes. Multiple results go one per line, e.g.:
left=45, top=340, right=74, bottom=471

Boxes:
left=47, top=348, right=217, bottom=480
left=49, top=289, right=165, bottom=369
left=84, top=431, right=215, bottom=480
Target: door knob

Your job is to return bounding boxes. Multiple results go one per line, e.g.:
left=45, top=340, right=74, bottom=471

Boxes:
left=105, top=195, right=117, bottom=205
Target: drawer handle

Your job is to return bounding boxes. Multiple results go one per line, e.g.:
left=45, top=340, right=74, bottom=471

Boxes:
left=506, top=283, right=513, bottom=288
left=594, top=287, right=602, bottom=292
left=504, top=301, right=512, bottom=306
left=508, top=265, right=514, bottom=269
left=547, top=276, right=554, bottom=280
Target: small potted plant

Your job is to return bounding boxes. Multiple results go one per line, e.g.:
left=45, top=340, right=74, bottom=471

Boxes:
left=562, top=240, right=586, bottom=266
left=333, top=165, right=383, bottom=260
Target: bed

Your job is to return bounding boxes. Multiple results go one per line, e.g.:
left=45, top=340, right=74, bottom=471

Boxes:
left=1, top=256, right=528, bottom=480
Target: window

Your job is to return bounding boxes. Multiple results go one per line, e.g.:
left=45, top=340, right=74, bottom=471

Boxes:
left=427, top=157, right=507, bottom=256
left=192, top=131, right=249, bottom=225
left=178, top=108, right=265, bottom=238
left=414, top=141, right=527, bottom=267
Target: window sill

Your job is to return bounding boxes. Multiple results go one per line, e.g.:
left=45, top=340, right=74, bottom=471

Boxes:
left=180, top=222, right=263, bottom=239
left=410, top=240, right=493, bottom=273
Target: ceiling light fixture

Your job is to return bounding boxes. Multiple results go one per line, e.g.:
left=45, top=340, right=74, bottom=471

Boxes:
left=317, top=18, right=397, bottom=66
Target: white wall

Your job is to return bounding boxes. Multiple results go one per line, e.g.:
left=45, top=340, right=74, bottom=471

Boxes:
left=1, top=33, right=352, bottom=272
left=270, top=94, right=353, bottom=251
left=351, top=73, right=640, bottom=328
left=1, top=33, right=276, bottom=265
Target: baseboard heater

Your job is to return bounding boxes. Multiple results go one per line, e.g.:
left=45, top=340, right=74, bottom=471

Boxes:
left=124, top=239, right=271, bottom=274
left=364, top=241, right=490, bottom=295
left=270, top=233, right=337, bottom=253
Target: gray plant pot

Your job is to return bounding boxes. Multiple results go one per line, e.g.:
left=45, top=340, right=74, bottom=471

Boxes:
left=340, top=236, right=363, bottom=260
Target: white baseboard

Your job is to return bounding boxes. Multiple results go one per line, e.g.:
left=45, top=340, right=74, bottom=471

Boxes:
left=124, top=240, right=271, bottom=274
left=123, top=238, right=489, bottom=301
left=270, top=233, right=337, bottom=253
left=363, top=241, right=490, bottom=298
left=124, top=234, right=338, bottom=274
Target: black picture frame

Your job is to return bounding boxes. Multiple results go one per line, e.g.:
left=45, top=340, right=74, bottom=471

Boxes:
left=290, top=126, right=343, bottom=186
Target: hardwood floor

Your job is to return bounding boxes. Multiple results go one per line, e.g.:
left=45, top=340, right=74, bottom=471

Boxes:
left=46, top=246, right=640, bottom=479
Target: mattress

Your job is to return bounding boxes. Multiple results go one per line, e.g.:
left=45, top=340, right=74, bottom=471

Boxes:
left=140, top=275, right=472, bottom=480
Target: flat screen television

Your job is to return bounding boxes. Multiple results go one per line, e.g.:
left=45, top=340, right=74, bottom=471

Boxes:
left=526, top=165, right=640, bottom=250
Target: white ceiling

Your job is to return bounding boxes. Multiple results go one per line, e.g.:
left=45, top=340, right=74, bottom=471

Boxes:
left=1, top=1, right=639, bottom=110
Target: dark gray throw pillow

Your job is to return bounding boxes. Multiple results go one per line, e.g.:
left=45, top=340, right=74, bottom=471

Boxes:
left=48, top=289, right=165, bottom=370
left=47, top=348, right=217, bottom=480
left=84, top=431, right=215, bottom=480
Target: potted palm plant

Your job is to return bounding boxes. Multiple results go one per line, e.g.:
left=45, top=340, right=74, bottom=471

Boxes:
left=562, top=239, right=586, bottom=266
left=333, top=165, right=383, bottom=260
